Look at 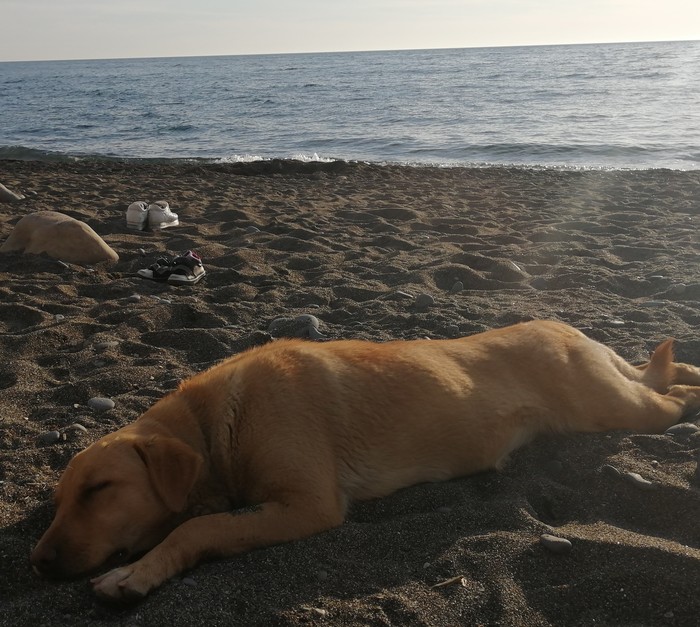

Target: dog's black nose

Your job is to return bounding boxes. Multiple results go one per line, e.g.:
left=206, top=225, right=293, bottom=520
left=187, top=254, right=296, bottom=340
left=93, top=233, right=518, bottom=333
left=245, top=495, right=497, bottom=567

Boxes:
left=30, top=544, right=59, bottom=576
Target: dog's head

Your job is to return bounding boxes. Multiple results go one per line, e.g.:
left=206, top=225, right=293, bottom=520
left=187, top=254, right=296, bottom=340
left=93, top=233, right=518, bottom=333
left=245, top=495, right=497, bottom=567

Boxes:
left=30, top=430, right=202, bottom=578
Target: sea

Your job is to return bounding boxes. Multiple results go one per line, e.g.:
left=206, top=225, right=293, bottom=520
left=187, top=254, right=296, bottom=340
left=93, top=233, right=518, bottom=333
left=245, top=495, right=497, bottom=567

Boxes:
left=1, top=40, right=699, bottom=170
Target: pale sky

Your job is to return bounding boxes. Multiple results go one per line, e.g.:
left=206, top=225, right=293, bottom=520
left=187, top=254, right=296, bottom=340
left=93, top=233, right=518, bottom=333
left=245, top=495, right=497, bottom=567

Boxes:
left=1, top=0, right=699, bottom=62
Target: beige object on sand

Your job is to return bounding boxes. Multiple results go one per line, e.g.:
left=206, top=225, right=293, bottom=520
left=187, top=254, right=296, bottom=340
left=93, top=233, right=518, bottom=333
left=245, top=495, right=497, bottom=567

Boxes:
left=0, top=183, right=25, bottom=202
left=0, top=211, right=119, bottom=264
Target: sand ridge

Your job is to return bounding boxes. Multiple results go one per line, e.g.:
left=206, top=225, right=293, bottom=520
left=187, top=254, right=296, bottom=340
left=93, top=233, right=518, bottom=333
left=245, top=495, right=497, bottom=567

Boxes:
left=1, top=160, right=700, bottom=625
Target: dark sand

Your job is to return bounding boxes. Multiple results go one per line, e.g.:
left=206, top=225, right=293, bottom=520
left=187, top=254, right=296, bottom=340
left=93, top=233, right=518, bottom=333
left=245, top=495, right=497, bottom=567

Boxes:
left=1, top=160, right=700, bottom=626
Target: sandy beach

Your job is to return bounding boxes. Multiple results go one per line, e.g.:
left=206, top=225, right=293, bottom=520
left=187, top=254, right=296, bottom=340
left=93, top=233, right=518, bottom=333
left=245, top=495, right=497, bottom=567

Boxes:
left=1, top=159, right=700, bottom=626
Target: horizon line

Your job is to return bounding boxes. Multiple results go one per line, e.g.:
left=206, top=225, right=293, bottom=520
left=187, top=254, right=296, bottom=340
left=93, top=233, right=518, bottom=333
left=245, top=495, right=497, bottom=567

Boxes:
left=1, top=37, right=698, bottom=64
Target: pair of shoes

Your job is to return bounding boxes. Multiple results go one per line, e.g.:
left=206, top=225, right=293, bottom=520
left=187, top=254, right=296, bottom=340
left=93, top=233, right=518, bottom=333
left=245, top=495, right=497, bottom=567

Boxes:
left=137, top=250, right=206, bottom=285
left=126, top=200, right=179, bottom=231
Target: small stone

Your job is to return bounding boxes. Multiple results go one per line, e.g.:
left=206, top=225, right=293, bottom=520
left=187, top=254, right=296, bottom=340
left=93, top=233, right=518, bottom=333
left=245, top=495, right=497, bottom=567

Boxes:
left=268, top=314, right=324, bottom=339
left=181, top=577, right=197, bottom=587
left=315, top=569, right=329, bottom=581
left=88, top=397, right=115, bottom=411
left=245, top=226, right=261, bottom=234
left=0, top=183, right=25, bottom=202
left=37, top=431, right=61, bottom=446
left=624, top=471, right=654, bottom=490
left=139, top=248, right=147, bottom=256
left=450, top=280, right=464, bottom=294
left=601, top=464, right=621, bottom=478
left=55, top=260, right=70, bottom=270
left=302, top=607, right=327, bottom=618
left=396, top=290, right=414, bottom=299
left=609, top=319, right=625, bottom=326
left=415, top=293, right=434, bottom=310
left=436, top=506, right=452, bottom=514
left=540, top=533, right=572, bottom=554
left=54, top=314, right=65, bottom=322
left=66, top=423, right=88, bottom=434
left=125, top=294, right=142, bottom=303
left=665, top=423, right=700, bottom=437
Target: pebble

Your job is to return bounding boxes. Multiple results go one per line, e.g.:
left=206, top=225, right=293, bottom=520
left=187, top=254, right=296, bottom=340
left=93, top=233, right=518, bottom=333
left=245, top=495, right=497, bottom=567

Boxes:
left=539, top=533, right=572, bottom=554
left=125, top=294, right=142, bottom=303
left=301, top=607, right=328, bottom=618
left=37, top=431, right=61, bottom=446
left=268, top=314, right=325, bottom=339
left=88, top=397, right=115, bottom=411
left=665, top=423, right=700, bottom=437
left=181, top=577, right=197, bottom=587
left=315, top=569, right=329, bottom=581
left=415, top=293, right=434, bottom=310
left=245, top=226, right=261, bottom=234
left=450, top=280, right=464, bottom=294
left=624, top=471, right=654, bottom=491
left=0, top=182, right=25, bottom=202
left=436, top=506, right=452, bottom=514
left=396, top=290, right=414, bottom=299
left=54, top=314, right=65, bottom=322
left=609, top=319, right=625, bottom=326
left=55, top=260, right=70, bottom=270
left=601, top=463, right=621, bottom=478
left=66, top=423, right=88, bottom=434
left=669, top=283, right=686, bottom=295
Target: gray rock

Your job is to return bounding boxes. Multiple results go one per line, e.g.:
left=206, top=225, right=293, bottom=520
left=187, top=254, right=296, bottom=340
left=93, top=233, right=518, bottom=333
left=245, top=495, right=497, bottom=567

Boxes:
left=665, top=423, right=700, bottom=437
left=450, top=280, right=464, bottom=294
left=624, top=471, right=654, bottom=490
left=37, top=431, right=61, bottom=446
left=268, top=314, right=325, bottom=339
left=0, top=183, right=25, bottom=202
left=601, top=463, right=621, bottom=478
left=540, top=533, right=572, bottom=554
left=88, top=397, right=115, bottom=411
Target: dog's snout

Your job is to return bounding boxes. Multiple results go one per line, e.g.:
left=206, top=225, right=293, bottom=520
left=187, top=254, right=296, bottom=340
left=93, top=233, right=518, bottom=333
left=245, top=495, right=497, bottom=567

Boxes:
left=30, top=543, right=60, bottom=577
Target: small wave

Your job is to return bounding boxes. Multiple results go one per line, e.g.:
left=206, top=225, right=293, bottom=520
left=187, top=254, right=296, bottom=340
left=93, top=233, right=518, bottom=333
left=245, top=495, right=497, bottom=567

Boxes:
left=0, top=145, right=80, bottom=162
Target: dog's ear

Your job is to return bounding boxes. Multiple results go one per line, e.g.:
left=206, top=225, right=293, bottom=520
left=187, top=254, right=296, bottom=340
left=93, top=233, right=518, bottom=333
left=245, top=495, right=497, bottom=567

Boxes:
left=133, top=436, right=203, bottom=512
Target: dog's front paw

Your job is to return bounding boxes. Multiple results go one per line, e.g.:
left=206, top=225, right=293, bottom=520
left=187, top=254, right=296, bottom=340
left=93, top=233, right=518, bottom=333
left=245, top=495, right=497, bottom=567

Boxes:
left=91, top=564, right=153, bottom=602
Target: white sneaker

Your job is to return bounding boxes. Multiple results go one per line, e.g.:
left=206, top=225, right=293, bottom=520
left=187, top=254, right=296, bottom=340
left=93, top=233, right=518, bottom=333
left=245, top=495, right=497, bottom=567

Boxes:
left=126, top=201, right=149, bottom=230
left=147, top=201, right=179, bottom=230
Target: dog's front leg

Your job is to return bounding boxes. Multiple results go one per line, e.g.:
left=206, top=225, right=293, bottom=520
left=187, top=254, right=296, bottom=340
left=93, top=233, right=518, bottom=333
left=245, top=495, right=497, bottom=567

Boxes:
left=91, top=497, right=345, bottom=601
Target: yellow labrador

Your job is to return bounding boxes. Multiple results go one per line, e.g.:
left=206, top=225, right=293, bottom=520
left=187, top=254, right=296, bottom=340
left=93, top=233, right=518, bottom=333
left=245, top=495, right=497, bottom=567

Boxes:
left=31, top=320, right=700, bottom=601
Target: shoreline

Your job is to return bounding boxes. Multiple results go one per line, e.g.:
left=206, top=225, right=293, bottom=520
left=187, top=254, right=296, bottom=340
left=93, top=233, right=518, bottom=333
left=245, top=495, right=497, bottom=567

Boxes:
left=1, top=160, right=700, bottom=625
left=2, top=149, right=699, bottom=173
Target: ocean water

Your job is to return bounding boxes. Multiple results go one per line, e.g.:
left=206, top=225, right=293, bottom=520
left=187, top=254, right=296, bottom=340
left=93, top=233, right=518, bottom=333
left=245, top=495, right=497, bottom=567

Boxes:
left=1, top=41, right=699, bottom=170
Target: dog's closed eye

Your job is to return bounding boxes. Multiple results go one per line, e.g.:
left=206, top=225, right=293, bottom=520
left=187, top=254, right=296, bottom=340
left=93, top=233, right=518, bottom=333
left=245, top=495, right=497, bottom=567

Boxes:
left=80, top=481, right=112, bottom=501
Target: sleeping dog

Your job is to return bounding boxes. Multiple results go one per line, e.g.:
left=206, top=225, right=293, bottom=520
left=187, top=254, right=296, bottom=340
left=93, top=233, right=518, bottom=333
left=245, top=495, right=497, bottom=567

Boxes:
left=31, top=320, right=700, bottom=601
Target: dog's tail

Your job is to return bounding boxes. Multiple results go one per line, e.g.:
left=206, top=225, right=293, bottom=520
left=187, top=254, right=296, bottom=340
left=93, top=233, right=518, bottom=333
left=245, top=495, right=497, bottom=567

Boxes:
left=639, top=338, right=675, bottom=393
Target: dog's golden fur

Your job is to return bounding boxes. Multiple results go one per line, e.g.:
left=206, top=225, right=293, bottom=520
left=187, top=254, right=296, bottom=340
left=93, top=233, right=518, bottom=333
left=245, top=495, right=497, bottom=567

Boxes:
left=31, top=320, right=700, bottom=601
